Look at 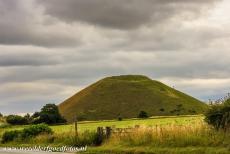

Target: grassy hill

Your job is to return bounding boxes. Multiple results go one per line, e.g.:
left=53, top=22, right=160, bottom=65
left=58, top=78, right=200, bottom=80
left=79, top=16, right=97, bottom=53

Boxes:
left=59, top=75, right=208, bottom=122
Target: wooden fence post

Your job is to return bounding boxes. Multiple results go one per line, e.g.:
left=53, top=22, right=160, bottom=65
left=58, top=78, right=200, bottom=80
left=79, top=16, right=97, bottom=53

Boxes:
left=97, top=127, right=104, bottom=145
left=74, top=115, right=78, bottom=137
left=105, top=126, right=112, bottom=138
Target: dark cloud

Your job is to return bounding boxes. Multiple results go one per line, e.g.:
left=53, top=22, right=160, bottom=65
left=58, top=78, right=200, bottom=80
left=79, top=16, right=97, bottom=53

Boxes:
left=39, top=0, right=220, bottom=29
left=0, top=0, right=81, bottom=47
left=0, top=54, right=60, bottom=67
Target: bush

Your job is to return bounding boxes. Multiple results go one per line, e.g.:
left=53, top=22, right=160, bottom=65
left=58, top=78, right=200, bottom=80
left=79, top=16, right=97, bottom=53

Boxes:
left=138, top=111, right=149, bottom=118
left=205, top=99, right=230, bottom=131
left=1, top=130, right=21, bottom=143
left=21, top=124, right=53, bottom=138
left=118, top=117, right=123, bottom=121
left=6, top=115, right=28, bottom=125
left=1, top=124, right=53, bottom=143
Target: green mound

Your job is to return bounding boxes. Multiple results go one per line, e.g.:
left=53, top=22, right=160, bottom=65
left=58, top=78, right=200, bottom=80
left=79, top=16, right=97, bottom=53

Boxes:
left=59, top=75, right=207, bottom=122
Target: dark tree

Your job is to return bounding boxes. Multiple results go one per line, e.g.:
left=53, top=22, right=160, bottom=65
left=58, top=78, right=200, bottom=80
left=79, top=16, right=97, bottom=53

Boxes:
left=33, top=104, right=66, bottom=124
left=138, top=111, right=149, bottom=118
left=0, top=113, right=3, bottom=117
left=118, top=117, right=123, bottom=121
left=24, top=113, right=33, bottom=124
left=6, top=115, right=28, bottom=125
left=205, top=99, right=230, bottom=131
left=31, top=112, right=40, bottom=118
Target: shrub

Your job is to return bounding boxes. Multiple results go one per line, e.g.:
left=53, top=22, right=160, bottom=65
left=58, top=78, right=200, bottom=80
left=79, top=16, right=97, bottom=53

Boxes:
left=205, top=99, right=230, bottom=131
left=6, top=115, right=28, bottom=125
left=138, top=111, right=149, bottom=118
left=1, top=124, right=53, bottom=143
left=21, top=124, right=53, bottom=138
left=1, top=130, right=21, bottom=143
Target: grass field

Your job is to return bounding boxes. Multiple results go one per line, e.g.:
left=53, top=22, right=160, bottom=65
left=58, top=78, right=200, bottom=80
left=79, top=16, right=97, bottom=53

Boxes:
left=0, top=115, right=229, bottom=154
left=0, top=115, right=203, bottom=136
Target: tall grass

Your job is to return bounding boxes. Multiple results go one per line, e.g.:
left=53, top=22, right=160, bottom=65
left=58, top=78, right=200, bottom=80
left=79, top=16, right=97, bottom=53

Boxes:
left=12, top=130, right=98, bottom=147
left=106, top=123, right=230, bottom=148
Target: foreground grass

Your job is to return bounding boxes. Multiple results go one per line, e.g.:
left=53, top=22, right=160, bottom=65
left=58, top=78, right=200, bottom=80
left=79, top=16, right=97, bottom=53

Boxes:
left=85, top=123, right=230, bottom=154
left=85, top=147, right=230, bottom=154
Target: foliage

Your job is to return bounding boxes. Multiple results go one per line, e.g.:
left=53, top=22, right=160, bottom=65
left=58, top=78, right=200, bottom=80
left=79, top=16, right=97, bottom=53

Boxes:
left=138, top=111, right=149, bottom=118
left=31, top=112, right=40, bottom=118
left=6, top=115, right=28, bottom=125
left=32, top=104, right=67, bottom=124
left=21, top=124, right=53, bottom=138
left=1, top=130, right=21, bottom=143
left=0, top=113, right=3, bottom=117
left=1, top=124, right=53, bottom=143
left=118, top=117, right=123, bottom=121
left=205, top=99, right=230, bottom=131
left=24, top=113, right=33, bottom=124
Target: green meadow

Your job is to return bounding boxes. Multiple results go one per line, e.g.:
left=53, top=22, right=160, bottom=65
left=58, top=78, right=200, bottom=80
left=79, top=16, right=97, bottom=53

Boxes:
left=0, top=115, right=203, bottom=136
left=0, top=115, right=229, bottom=154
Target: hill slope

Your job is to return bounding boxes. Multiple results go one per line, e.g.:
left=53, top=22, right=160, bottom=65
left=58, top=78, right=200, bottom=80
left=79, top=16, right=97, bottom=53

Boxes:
left=59, top=75, right=207, bottom=122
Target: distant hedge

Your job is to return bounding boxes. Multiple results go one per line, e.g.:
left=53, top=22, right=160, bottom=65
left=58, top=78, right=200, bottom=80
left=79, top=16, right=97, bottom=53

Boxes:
left=205, top=99, right=230, bottom=131
left=6, top=104, right=67, bottom=126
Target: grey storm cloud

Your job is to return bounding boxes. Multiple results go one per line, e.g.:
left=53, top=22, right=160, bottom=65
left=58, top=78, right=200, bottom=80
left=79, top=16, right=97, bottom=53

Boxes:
left=38, top=0, right=220, bottom=29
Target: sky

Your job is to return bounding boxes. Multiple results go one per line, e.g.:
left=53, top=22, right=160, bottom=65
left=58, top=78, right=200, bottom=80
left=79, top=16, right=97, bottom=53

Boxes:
left=0, top=0, right=230, bottom=115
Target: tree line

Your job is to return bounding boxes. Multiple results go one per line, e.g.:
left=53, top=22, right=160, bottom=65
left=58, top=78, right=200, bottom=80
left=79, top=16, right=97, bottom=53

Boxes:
left=4, top=104, right=66, bottom=125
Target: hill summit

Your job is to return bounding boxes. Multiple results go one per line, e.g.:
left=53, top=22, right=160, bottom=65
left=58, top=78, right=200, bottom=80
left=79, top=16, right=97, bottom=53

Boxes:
left=59, top=75, right=207, bottom=122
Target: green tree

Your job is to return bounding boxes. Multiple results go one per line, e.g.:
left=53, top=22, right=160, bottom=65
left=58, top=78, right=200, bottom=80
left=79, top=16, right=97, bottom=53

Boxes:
left=6, top=115, right=28, bottom=125
left=0, top=113, right=3, bottom=117
left=33, top=104, right=66, bottom=124
left=138, top=111, right=149, bottom=118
